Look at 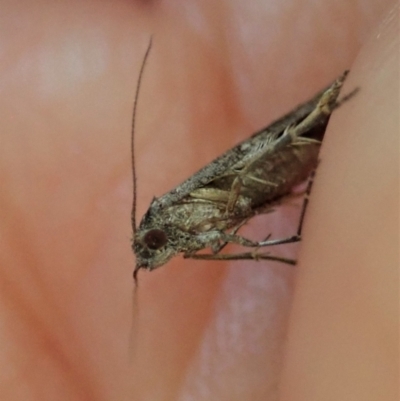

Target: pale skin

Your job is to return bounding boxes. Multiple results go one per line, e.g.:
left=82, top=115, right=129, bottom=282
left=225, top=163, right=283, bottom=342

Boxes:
left=0, top=1, right=397, bottom=400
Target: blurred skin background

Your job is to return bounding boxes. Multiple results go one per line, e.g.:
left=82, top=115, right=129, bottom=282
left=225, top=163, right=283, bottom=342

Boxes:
left=0, top=1, right=397, bottom=400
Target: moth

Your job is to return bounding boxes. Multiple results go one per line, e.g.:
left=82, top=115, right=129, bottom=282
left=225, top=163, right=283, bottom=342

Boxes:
left=130, top=41, right=355, bottom=281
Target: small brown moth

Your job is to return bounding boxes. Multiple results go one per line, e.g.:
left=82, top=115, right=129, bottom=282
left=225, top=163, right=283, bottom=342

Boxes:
left=130, top=40, right=355, bottom=281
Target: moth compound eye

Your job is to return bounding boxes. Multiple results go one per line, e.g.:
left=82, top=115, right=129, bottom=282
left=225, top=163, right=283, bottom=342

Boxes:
left=143, top=229, right=168, bottom=250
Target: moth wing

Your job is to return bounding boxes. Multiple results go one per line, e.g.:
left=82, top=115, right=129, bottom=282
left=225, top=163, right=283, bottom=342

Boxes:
left=154, top=81, right=333, bottom=209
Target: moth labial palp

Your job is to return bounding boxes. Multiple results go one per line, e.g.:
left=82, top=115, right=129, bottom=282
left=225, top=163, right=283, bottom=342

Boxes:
left=130, top=57, right=356, bottom=280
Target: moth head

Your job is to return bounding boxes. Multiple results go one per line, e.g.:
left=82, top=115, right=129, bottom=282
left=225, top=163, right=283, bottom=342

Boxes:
left=133, top=226, right=178, bottom=272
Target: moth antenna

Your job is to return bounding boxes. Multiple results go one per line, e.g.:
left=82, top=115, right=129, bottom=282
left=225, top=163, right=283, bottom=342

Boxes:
left=131, top=39, right=152, bottom=287
left=131, top=37, right=153, bottom=239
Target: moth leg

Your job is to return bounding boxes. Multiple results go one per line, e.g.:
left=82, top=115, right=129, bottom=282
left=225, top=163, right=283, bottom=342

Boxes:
left=296, top=168, right=317, bottom=237
left=253, top=169, right=318, bottom=244
left=267, top=71, right=353, bottom=151
left=223, top=74, right=354, bottom=223
left=186, top=229, right=298, bottom=264
left=224, top=123, right=315, bottom=214
left=225, top=172, right=278, bottom=214
left=218, top=231, right=301, bottom=248
left=224, top=125, right=300, bottom=214
left=186, top=251, right=296, bottom=266
left=288, top=71, right=356, bottom=138
left=225, top=175, right=243, bottom=214
left=211, top=218, right=251, bottom=254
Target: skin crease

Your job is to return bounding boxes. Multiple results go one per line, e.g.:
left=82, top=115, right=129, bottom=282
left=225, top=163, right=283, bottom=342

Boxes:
left=0, top=0, right=397, bottom=400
